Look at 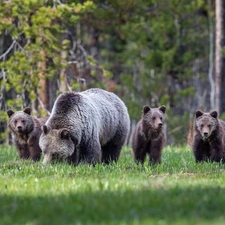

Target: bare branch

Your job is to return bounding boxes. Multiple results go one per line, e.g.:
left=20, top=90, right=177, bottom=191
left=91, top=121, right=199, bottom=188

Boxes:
left=38, top=97, right=51, bottom=116
left=15, top=40, right=24, bottom=51
left=0, top=69, right=6, bottom=95
left=78, top=44, right=88, bottom=58
left=0, top=35, right=24, bottom=61
left=0, top=40, right=16, bottom=61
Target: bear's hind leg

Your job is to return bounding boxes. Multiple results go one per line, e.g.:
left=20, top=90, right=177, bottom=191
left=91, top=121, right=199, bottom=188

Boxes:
left=101, top=142, right=122, bottom=164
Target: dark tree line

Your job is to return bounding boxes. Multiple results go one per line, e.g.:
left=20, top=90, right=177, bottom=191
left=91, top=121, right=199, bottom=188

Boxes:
left=0, top=0, right=225, bottom=145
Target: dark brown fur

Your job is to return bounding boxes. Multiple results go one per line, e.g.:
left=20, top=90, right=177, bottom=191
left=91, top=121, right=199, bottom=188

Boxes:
left=132, top=105, right=166, bottom=164
left=7, top=108, right=48, bottom=161
left=192, top=110, right=225, bottom=163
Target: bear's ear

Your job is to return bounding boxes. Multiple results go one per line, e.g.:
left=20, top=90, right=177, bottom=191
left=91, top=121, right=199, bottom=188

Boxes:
left=23, top=107, right=31, bottom=115
left=143, top=105, right=151, bottom=115
left=60, top=129, right=70, bottom=139
left=7, top=109, right=14, bottom=118
left=43, top=125, right=49, bottom=135
left=210, top=111, right=218, bottom=119
left=195, top=110, right=203, bottom=118
left=159, top=105, right=166, bottom=114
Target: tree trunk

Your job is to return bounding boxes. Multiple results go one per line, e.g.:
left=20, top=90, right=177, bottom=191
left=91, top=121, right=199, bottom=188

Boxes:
left=208, top=0, right=215, bottom=110
left=38, top=50, right=48, bottom=111
left=59, top=33, right=69, bottom=93
left=215, top=0, right=225, bottom=114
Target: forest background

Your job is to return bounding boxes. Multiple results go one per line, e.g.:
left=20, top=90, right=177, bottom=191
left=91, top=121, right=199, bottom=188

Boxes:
left=0, top=0, right=224, bottom=145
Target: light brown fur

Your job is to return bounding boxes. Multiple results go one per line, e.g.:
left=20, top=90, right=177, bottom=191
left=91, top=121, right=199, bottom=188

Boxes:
left=7, top=108, right=48, bottom=161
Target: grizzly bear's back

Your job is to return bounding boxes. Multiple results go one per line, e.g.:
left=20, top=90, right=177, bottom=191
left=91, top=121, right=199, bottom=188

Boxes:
left=47, top=88, right=130, bottom=145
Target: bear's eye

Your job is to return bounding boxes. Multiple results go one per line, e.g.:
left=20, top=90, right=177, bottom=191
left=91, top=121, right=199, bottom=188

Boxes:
left=200, top=124, right=204, bottom=128
left=14, top=120, right=17, bottom=124
left=21, top=120, right=25, bottom=124
left=208, top=125, right=211, bottom=128
left=152, top=117, right=156, bottom=120
left=160, top=117, right=162, bottom=120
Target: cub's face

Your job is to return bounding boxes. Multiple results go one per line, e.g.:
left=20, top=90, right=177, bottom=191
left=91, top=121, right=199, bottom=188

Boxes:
left=143, top=105, right=166, bottom=130
left=195, top=110, right=218, bottom=140
left=7, top=108, right=32, bottom=134
left=39, top=125, right=76, bottom=165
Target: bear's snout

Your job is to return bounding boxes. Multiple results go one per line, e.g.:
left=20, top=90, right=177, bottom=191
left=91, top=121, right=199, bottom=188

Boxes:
left=158, top=123, right=163, bottom=128
left=42, top=153, right=52, bottom=165
left=203, top=132, right=208, bottom=137
left=17, top=126, right=23, bottom=132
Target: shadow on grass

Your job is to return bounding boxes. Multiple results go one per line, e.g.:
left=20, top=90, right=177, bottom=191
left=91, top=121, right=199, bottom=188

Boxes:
left=1, top=185, right=225, bottom=225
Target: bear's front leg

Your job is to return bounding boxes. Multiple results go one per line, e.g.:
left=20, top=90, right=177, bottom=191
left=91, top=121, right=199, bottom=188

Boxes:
left=134, top=146, right=147, bottom=164
left=28, top=138, right=42, bottom=162
left=192, top=138, right=209, bottom=162
left=80, top=139, right=101, bottom=165
left=209, top=140, right=224, bottom=163
left=149, top=138, right=163, bottom=164
left=15, top=142, right=30, bottom=159
left=133, top=133, right=147, bottom=164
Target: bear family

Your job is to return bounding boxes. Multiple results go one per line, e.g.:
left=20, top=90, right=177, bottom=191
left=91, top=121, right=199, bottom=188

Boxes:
left=39, top=88, right=130, bottom=165
left=8, top=90, right=225, bottom=165
left=132, top=105, right=166, bottom=164
left=192, top=110, right=225, bottom=163
left=7, top=108, right=48, bottom=161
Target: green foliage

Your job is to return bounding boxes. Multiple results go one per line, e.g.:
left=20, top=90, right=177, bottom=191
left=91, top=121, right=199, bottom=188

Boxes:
left=167, top=111, right=190, bottom=145
left=0, top=0, right=212, bottom=144
left=92, top=0, right=209, bottom=142
left=1, top=145, right=225, bottom=225
left=0, top=0, right=96, bottom=109
left=175, top=87, right=195, bottom=100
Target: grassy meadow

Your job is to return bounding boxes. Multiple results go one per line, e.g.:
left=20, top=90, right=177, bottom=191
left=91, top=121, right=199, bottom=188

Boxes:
left=1, top=145, right=225, bottom=225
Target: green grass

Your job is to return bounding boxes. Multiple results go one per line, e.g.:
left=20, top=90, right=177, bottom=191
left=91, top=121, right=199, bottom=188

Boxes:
left=1, top=145, right=225, bottom=225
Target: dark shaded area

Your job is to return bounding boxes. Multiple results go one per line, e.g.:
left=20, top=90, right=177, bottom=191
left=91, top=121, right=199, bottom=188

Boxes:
left=1, top=186, right=225, bottom=225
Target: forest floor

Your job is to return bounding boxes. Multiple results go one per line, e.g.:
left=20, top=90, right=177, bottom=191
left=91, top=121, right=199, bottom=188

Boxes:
left=0, top=145, right=225, bottom=225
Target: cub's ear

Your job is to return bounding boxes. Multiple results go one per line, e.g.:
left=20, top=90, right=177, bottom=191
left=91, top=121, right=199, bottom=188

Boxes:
left=195, top=110, right=203, bottom=118
left=7, top=109, right=14, bottom=118
left=210, top=111, right=218, bottom=119
left=24, top=107, right=31, bottom=115
left=159, top=105, right=166, bottom=114
left=43, top=125, right=49, bottom=135
left=60, top=129, right=70, bottom=139
left=143, top=105, right=151, bottom=115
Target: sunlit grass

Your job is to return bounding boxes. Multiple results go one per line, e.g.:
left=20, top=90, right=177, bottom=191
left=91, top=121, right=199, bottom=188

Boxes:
left=0, top=145, right=225, bottom=225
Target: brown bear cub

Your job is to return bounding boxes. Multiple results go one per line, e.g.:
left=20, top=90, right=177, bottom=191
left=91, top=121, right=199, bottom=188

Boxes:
left=192, top=110, right=225, bottom=163
left=132, top=105, right=166, bottom=164
left=7, top=108, right=47, bottom=161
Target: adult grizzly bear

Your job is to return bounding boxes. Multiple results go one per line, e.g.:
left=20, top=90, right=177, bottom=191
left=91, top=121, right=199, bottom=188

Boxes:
left=192, top=110, right=225, bottom=163
left=7, top=108, right=47, bottom=161
left=132, top=105, right=166, bottom=164
left=39, top=88, right=130, bottom=165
